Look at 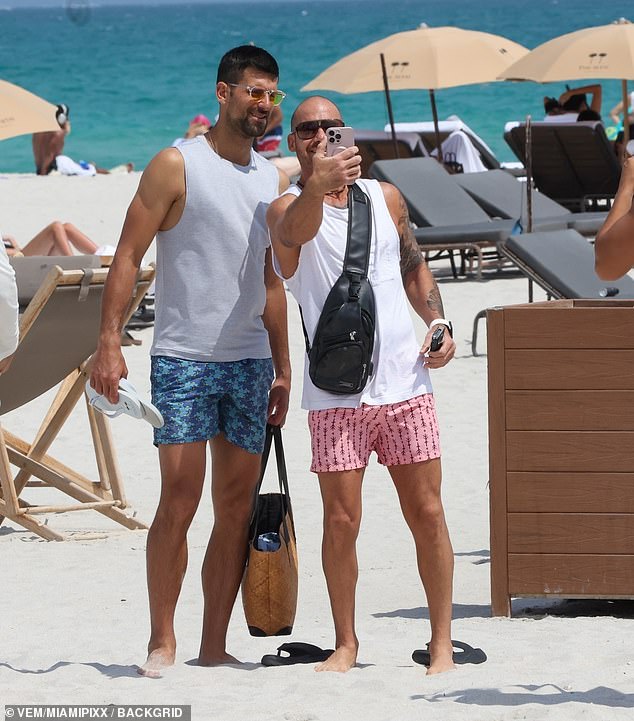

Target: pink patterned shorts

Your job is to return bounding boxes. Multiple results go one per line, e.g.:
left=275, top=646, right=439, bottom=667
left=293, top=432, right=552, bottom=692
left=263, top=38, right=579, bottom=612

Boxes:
left=308, top=393, right=441, bottom=473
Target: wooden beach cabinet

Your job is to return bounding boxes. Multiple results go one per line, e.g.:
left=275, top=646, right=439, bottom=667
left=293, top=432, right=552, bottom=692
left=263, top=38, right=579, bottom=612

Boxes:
left=487, top=299, right=634, bottom=616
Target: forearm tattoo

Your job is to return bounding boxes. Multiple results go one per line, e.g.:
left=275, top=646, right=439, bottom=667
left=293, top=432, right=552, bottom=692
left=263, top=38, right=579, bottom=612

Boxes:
left=427, top=283, right=445, bottom=316
left=396, top=191, right=445, bottom=316
left=397, top=193, right=424, bottom=279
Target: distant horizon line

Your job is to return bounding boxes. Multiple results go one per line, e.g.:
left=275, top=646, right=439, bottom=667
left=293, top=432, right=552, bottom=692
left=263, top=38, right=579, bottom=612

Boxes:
left=1, top=0, right=357, bottom=8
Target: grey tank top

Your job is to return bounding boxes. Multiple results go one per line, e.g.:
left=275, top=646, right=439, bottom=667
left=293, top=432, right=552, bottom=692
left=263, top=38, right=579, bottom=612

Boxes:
left=151, top=135, right=279, bottom=362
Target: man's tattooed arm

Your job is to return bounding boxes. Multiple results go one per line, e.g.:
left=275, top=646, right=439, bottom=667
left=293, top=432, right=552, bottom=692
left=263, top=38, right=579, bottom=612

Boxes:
left=397, top=192, right=424, bottom=278
left=396, top=191, right=445, bottom=318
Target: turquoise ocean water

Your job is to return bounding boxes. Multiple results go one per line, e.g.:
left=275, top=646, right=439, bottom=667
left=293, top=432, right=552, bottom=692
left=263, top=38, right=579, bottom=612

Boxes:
left=1, top=0, right=633, bottom=173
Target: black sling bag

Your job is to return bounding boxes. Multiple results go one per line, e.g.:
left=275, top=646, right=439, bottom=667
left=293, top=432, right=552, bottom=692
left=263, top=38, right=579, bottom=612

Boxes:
left=300, top=183, right=376, bottom=395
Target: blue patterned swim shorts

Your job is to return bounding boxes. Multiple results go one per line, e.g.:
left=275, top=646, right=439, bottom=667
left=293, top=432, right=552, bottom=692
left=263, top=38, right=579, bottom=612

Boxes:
left=150, top=356, right=274, bottom=453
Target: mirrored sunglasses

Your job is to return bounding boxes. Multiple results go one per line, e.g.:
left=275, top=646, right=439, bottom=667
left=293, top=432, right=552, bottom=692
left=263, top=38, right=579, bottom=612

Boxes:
left=227, top=83, right=286, bottom=106
left=294, top=119, right=345, bottom=140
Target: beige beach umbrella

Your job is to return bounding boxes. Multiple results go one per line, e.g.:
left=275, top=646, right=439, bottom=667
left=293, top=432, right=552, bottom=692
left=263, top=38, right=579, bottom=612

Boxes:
left=302, top=25, right=528, bottom=159
left=499, top=18, right=634, bottom=150
left=0, top=79, right=59, bottom=141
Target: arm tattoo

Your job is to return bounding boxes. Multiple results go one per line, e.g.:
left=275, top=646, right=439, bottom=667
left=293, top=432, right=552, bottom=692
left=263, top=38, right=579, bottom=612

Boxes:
left=397, top=193, right=424, bottom=279
left=427, top=282, right=445, bottom=316
left=395, top=190, right=445, bottom=316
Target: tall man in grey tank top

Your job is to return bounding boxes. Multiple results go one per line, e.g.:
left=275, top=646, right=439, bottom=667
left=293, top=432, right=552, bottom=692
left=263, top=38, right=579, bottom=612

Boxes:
left=268, top=97, right=456, bottom=675
left=90, top=46, right=291, bottom=677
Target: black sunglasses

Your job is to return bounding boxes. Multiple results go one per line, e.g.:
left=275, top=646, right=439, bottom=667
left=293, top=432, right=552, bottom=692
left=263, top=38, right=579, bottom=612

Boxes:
left=294, top=119, right=345, bottom=140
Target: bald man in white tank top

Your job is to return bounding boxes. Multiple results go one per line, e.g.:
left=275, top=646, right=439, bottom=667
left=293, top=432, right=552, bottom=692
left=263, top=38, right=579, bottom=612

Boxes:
left=268, top=97, right=456, bottom=676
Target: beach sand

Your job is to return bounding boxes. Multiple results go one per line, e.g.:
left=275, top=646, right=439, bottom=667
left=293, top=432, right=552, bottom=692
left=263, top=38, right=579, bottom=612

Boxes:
left=1, top=173, right=633, bottom=720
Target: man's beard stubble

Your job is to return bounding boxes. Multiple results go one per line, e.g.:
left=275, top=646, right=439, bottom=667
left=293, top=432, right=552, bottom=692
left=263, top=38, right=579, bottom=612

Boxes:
left=232, top=111, right=268, bottom=140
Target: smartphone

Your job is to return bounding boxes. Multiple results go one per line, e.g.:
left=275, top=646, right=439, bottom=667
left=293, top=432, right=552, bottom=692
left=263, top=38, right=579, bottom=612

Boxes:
left=429, top=326, right=445, bottom=352
left=326, top=126, right=355, bottom=157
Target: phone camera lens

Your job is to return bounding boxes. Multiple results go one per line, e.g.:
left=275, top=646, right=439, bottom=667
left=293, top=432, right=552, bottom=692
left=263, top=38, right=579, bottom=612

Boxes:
left=328, top=137, right=335, bottom=143
left=335, top=133, right=341, bottom=140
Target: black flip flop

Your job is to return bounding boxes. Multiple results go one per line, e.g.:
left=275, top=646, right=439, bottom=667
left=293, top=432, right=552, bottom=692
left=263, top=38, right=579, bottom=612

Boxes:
left=412, top=640, right=487, bottom=667
left=261, top=642, right=334, bottom=667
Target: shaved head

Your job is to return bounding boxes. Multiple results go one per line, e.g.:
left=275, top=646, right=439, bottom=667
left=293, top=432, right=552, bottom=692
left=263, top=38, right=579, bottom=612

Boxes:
left=291, top=96, right=342, bottom=130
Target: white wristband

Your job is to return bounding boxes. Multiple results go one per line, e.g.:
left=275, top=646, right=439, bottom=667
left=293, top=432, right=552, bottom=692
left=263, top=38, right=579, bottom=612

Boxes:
left=429, top=318, right=451, bottom=330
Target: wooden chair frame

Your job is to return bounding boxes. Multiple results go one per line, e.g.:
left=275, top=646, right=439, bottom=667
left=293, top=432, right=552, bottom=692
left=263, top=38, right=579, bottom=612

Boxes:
left=0, top=265, right=155, bottom=540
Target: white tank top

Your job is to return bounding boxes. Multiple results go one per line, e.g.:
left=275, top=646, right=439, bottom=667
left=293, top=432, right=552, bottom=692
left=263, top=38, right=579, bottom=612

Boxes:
left=279, top=179, right=432, bottom=410
left=151, top=135, right=279, bottom=362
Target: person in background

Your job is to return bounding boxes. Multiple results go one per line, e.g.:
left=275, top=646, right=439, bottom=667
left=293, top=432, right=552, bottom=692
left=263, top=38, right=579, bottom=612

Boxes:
left=543, top=96, right=565, bottom=118
left=32, top=102, right=134, bottom=176
left=89, top=44, right=290, bottom=678
left=560, top=84, right=602, bottom=114
left=254, top=104, right=301, bottom=178
left=255, top=105, right=283, bottom=158
left=609, top=91, right=634, bottom=128
left=543, top=85, right=602, bottom=123
left=2, top=222, right=103, bottom=257
left=0, top=242, right=19, bottom=376
left=577, top=109, right=602, bottom=122
left=595, top=157, right=634, bottom=279
left=171, top=113, right=212, bottom=147
left=268, top=96, right=456, bottom=675
left=32, top=103, right=70, bottom=175
left=612, top=125, right=634, bottom=161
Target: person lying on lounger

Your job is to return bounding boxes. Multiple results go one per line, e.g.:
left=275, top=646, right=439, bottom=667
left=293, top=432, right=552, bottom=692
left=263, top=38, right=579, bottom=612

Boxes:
left=2, top=222, right=110, bottom=257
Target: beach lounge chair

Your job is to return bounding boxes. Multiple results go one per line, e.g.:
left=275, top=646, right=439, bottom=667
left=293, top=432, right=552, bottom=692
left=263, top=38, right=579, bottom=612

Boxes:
left=0, top=263, right=155, bottom=540
left=499, top=229, right=634, bottom=300
left=369, top=157, right=518, bottom=278
left=456, top=169, right=609, bottom=234
left=387, top=118, right=523, bottom=174
left=503, top=121, right=621, bottom=211
left=471, top=229, right=634, bottom=354
left=354, top=130, right=428, bottom=178
left=453, top=169, right=607, bottom=236
left=10, top=254, right=103, bottom=309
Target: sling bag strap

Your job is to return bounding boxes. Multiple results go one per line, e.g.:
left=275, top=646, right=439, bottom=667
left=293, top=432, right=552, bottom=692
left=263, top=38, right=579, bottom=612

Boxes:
left=299, top=182, right=372, bottom=354
left=343, top=182, right=372, bottom=279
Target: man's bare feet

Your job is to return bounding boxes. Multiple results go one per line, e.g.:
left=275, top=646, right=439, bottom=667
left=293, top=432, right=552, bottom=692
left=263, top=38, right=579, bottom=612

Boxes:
left=196, top=652, right=241, bottom=667
left=138, top=647, right=175, bottom=679
left=426, top=643, right=456, bottom=676
left=315, top=645, right=357, bottom=673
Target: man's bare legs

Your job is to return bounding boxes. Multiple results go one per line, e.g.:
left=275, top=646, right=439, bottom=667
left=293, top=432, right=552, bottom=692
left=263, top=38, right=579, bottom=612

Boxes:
left=315, top=468, right=364, bottom=673
left=389, top=459, right=455, bottom=675
left=197, top=433, right=263, bottom=665
left=22, top=222, right=98, bottom=256
left=139, top=441, right=207, bottom=678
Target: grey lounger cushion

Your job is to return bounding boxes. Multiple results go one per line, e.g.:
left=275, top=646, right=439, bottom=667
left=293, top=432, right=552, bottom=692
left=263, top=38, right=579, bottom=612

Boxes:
left=414, top=221, right=515, bottom=245
left=501, top=229, right=634, bottom=299
left=370, top=158, right=513, bottom=240
left=454, top=170, right=606, bottom=236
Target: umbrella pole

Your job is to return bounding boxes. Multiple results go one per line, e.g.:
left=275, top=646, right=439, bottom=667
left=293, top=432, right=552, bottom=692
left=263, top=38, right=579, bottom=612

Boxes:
left=380, top=53, right=399, bottom=158
left=429, top=89, right=443, bottom=164
left=622, top=79, right=630, bottom=163
left=526, top=115, right=533, bottom=234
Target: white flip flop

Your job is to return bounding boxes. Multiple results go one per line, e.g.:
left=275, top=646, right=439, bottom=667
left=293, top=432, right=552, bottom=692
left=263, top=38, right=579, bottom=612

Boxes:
left=85, top=378, right=164, bottom=428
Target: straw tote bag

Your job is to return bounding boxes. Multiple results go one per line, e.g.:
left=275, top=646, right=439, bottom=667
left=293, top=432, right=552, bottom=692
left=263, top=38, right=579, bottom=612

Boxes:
left=241, top=423, right=298, bottom=637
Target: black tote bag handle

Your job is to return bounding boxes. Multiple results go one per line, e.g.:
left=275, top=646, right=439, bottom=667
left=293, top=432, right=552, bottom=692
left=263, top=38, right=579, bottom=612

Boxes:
left=249, top=424, right=293, bottom=542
